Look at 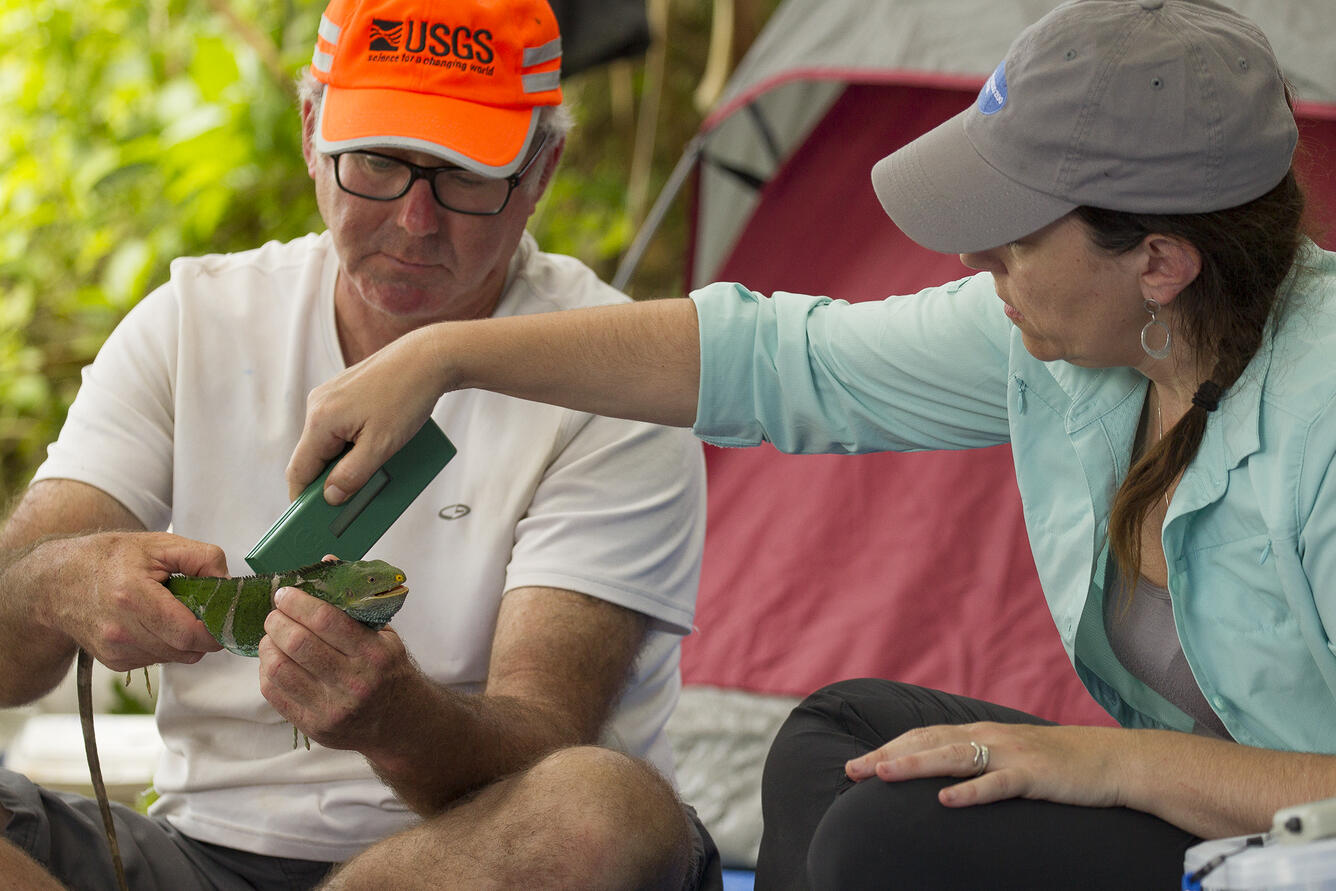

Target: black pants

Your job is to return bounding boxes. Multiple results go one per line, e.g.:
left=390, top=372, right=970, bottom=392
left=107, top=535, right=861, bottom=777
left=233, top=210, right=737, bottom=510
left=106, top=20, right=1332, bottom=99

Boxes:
left=756, top=678, right=1198, bottom=890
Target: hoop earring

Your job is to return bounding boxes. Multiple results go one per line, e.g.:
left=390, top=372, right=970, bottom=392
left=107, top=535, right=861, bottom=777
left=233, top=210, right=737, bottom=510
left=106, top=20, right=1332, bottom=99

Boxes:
left=1140, top=298, right=1172, bottom=360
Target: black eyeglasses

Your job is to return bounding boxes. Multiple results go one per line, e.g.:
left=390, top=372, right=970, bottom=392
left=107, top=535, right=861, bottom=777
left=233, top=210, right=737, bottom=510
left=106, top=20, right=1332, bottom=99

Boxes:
left=330, top=133, right=549, bottom=216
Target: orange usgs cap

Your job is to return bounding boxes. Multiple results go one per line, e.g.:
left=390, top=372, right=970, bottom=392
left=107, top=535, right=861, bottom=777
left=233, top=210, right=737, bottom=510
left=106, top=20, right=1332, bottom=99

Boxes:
left=311, top=0, right=563, bottom=176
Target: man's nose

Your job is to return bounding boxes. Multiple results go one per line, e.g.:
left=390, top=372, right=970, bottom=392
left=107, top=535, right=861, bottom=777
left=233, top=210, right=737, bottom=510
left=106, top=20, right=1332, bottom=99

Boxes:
left=396, top=178, right=441, bottom=235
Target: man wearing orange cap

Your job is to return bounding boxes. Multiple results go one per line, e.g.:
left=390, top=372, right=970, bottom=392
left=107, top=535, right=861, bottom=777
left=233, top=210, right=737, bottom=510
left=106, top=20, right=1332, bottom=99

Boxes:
left=0, top=0, right=720, bottom=888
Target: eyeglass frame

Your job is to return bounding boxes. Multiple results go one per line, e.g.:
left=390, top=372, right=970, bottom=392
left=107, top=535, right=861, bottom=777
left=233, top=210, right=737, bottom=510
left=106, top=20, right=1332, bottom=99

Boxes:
left=328, top=132, right=551, bottom=216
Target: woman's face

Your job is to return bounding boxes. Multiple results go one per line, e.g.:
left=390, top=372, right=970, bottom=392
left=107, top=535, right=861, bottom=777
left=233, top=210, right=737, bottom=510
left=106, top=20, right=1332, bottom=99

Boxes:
left=960, top=215, right=1151, bottom=368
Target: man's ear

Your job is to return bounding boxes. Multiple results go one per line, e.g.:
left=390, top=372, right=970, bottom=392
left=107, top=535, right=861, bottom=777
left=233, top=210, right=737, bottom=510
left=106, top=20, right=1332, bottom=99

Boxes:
left=534, top=137, right=565, bottom=194
left=1139, top=233, right=1202, bottom=307
left=300, top=99, right=319, bottom=178
left=520, top=137, right=565, bottom=219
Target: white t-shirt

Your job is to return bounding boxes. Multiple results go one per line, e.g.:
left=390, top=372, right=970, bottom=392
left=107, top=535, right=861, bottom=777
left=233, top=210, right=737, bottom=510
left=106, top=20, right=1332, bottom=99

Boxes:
left=34, top=231, right=706, bottom=861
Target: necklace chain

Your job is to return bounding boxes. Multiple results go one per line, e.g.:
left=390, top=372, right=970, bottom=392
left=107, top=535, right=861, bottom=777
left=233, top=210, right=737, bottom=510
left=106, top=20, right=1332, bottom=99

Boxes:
left=1155, top=388, right=1170, bottom=510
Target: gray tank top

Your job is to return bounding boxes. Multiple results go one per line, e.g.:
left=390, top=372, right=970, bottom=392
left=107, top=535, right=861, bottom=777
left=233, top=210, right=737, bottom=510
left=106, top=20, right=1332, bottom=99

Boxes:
left=1103, top=573, right=1232, bottom=739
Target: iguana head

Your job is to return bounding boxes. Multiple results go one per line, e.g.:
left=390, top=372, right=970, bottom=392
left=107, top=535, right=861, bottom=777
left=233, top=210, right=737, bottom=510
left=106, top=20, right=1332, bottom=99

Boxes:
left=298, top=559, right=409, bottom=629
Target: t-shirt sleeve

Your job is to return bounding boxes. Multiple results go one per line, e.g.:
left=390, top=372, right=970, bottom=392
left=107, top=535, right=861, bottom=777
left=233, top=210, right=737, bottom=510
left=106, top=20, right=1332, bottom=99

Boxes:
left=690, top=274, right=1015, bottom=454
left=502, top=415, right=705, bottom=635
left=32, top=283, right=179, bottom=530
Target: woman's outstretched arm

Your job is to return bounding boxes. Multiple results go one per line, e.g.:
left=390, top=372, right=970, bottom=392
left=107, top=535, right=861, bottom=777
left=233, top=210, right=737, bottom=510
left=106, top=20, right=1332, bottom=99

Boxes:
left=287, top=298, right=701, bottom=503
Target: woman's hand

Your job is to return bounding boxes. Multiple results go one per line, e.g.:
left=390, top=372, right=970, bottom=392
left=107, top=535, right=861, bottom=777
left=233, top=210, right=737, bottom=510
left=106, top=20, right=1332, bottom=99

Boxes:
left=287, top=325, right=451, bottom=504
left=847, top=722, right=1336, bottom=839
left=845, top=722, right=1130, bottom=810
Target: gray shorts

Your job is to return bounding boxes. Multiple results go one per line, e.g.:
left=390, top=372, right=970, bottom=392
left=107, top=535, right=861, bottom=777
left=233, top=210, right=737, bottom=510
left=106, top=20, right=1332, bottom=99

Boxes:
left=0, top=768, right=333, bottom=890
left=2, top=767, right=722, bottom=890
left=684, top=803, right=725, bottom=891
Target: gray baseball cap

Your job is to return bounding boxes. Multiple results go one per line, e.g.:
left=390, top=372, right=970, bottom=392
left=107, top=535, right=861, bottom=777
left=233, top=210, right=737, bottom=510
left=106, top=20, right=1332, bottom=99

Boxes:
left=871, top=0, right=1299, bottom=254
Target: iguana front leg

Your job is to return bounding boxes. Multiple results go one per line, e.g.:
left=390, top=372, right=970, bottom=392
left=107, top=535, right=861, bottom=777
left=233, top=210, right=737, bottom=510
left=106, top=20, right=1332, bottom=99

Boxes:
left=123, top=667, right=152, bottom=697
left=77, top=648, right=130, bottom=891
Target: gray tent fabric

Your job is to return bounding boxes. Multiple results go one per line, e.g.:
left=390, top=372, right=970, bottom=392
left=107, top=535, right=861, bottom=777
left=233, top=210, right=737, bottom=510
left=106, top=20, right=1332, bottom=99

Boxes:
left=712, top=0, right=1336, bottom=114
left=613, top=0, right=1336, bottom=289
left=694, top=0, right=1336, bottom=286
left=548, top=0, right=650, bottom=77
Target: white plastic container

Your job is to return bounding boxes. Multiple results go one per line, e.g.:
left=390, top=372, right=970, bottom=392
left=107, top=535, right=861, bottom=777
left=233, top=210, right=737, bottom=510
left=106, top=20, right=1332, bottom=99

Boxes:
left=1184, top=835, right=1336, bottom=890
left=4, top=712, right=162, bottom=804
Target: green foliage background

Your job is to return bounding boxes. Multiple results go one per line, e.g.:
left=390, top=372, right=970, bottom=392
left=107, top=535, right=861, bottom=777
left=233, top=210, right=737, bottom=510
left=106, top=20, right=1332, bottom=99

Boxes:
left=0, top=0, right=778, bottom=500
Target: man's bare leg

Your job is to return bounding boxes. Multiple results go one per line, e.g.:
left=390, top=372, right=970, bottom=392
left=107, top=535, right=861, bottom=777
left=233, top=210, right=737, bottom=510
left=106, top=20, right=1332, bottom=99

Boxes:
left=323, top=746, right=693, bottom=890
left=1, top=806, right=69, bottom=890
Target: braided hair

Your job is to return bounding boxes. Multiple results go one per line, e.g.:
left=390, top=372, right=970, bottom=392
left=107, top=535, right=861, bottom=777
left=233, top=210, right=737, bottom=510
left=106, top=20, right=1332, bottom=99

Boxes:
left=1075, top=168, right=1308, bottom=589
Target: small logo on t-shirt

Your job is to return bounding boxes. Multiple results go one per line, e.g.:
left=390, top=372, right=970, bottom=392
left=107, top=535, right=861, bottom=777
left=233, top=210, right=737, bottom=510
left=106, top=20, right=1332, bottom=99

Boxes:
left=438, top=504, right=471, bottom=520
left=978, top=61, right=1008, bottom=115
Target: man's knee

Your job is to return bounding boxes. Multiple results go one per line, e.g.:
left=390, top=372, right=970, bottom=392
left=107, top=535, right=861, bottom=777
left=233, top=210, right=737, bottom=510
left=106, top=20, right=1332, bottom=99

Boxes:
left=0, top=833, right=65, bottom=891
left=521, top=746, right=690, bottom=845
left=328, top=749, right=696, bottom=890
left=500, top=746, right=692, bottom=888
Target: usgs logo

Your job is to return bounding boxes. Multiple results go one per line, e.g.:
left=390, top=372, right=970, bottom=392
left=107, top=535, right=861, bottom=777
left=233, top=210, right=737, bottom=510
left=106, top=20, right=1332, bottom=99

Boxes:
left=369, top=18, right=495, bottom=63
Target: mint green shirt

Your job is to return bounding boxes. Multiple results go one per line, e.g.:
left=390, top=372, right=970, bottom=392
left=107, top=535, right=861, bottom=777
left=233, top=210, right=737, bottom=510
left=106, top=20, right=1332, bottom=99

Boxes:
left=690, top=247, right=1336, bottom=752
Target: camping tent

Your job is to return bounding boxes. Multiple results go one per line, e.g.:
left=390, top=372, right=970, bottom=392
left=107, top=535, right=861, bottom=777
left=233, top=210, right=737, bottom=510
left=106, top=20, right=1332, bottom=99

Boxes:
left=642, top=0, right=1336, bottom=876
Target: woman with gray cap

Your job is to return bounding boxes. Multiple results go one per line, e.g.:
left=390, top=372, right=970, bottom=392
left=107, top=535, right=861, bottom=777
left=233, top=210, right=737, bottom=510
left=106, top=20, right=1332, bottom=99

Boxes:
left=287, top=0, right=1336, bottom=886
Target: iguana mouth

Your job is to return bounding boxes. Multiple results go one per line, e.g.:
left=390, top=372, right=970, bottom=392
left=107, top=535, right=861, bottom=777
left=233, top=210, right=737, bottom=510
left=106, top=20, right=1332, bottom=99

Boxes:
left=365, top=584, right=408, bottom=600
left=346, top=583, right=409, bottom=630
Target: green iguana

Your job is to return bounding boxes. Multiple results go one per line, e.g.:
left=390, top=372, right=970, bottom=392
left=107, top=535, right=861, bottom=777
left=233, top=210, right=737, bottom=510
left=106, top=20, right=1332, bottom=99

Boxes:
left=165, top=558, right=408, bottom=656
left=77, top=558, right=408, bottom=891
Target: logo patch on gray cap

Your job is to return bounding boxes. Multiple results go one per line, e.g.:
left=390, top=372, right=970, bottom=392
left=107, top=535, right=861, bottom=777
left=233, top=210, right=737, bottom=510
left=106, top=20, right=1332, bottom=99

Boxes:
left=977, top=61, right=1008, bottom=116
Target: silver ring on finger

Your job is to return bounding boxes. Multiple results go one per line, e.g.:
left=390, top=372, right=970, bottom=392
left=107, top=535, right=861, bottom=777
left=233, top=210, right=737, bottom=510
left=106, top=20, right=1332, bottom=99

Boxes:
left=969, top=740, right=990, bottom=777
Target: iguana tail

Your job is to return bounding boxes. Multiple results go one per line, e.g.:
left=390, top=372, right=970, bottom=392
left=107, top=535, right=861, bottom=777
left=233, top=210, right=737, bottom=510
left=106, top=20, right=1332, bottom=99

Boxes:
left=77, top=648, right=130, bottom=891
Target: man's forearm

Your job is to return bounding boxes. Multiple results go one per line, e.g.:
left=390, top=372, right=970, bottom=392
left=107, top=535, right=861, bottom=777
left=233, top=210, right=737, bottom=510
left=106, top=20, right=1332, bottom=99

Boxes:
left=0, top=480, right=156, bottom=705
left=0, top=541, right=79, bottom=706
left=363, top=680, right=591, bottom=814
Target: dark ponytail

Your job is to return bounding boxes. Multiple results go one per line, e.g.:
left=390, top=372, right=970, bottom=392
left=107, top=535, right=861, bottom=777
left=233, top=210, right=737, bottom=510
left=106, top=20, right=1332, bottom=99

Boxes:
left=1075, top=168, right=1307, bottom=588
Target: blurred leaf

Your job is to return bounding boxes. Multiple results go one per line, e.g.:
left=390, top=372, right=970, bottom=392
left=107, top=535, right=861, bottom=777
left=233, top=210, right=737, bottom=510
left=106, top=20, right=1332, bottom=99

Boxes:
left=191, top=35, right=240, bottom=103
left=134, top=784, right=159, bottom=815
left=101, top=239, right=153, bottom=308
left=107, top=676, right=154, bottom=715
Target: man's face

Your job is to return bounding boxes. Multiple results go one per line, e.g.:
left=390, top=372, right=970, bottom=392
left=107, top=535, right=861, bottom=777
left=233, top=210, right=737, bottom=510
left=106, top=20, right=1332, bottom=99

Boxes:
left=303, top=101, right=547, bottom=327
